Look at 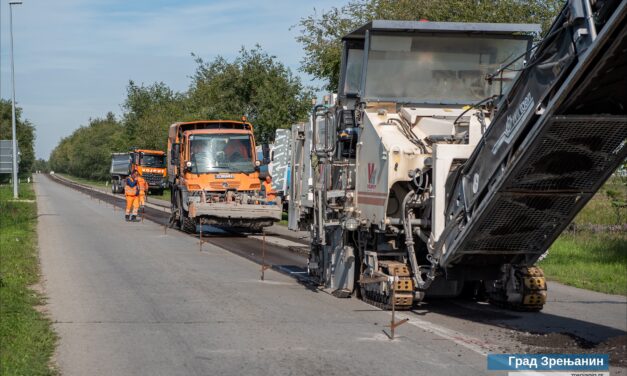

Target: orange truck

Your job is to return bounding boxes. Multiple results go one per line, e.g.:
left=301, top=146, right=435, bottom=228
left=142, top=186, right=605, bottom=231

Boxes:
left=167, top=120, right=282, bottom=232
left=110, top=149, right=167, bottom=195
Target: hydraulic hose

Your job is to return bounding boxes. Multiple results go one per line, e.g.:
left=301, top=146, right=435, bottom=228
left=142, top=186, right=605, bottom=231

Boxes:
left=402, top=190, right=437, bottom=291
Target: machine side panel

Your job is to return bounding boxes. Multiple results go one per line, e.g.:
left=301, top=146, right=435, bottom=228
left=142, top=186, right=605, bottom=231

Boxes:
left=356, top=117, right=389, bottom=226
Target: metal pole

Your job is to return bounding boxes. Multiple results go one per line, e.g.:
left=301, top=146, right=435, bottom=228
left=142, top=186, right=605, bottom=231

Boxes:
left=387, top=273, right=409, bottom=340
left=199, top=221, right=203, bottom=252
left=391, top=276, right=396, bottom=339
left=9, top=1, right=23, bottom=199
left=261, top=230, right=269, bottom=280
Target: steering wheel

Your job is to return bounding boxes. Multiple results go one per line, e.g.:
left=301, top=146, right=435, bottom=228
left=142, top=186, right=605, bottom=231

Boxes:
left=229, top=152, right=244, bottom=162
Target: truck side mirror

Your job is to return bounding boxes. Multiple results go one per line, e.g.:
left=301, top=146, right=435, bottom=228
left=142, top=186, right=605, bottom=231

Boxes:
left=171, top=143, right=180, bottom=165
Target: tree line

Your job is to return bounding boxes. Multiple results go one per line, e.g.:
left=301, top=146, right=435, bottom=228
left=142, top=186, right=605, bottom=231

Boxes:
left=0, top=100, right=36, bottom=182
left=49, top=0, right=564, bottom=181
left=49, top=46, right=313, bottom=181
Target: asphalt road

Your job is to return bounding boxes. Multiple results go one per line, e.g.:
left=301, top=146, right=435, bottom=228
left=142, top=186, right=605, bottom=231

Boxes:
left=35, top=175, right=627, bottom=375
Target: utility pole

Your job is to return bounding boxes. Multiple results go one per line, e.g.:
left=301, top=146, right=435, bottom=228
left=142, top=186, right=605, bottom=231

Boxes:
left=9, top=1, right=23, bottom=198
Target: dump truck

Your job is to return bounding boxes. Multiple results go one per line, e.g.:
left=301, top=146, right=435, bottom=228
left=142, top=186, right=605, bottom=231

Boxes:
left=289, top=0, right=627, bottom=311
left=167, top=120, right=282, bottom=232
left=110, top=149, right=168, bottom=194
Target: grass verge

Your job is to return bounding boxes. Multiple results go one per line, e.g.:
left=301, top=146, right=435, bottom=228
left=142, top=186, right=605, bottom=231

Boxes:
left=540, top=231, right=627, bottom=295
left=539, top=175, right=627, bottom=295
left=0, top=183, right=57, bottom=375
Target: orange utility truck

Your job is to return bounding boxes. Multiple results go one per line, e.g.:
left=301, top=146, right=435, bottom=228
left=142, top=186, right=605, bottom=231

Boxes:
left=110, top=149, right=168, bottom=195
left=167, top=120, right=282, bottom=232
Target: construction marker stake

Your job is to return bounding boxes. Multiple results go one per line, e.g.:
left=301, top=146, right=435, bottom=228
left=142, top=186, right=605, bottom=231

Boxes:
left=199, top=224, right=203, bottom=252
left=260, top=231, right=270, bottom=280
left=387, top=273, right=409, bottom=340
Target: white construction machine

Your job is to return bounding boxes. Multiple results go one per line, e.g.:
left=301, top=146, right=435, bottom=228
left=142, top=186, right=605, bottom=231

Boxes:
left=289, top=0, right=627, bottom=311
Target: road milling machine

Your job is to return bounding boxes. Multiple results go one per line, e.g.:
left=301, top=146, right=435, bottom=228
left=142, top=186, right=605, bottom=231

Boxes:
left=168, top=120, right=282, bottom=233
left=288, top=0, right=627, bottom=311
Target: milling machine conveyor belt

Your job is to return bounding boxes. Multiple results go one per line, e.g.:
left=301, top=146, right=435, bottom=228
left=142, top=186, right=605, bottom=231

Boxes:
left=439, top=0, right=627, bottom=269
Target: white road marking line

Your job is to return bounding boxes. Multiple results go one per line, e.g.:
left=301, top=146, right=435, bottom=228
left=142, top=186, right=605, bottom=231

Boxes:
left=395, top=313, right=496, bottom=356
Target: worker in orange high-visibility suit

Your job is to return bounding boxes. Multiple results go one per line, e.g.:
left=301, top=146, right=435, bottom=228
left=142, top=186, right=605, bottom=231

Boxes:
left=137, top=173, right=149, bottom=212
left=262, top=175, right=277, bottom=202
left=124, top=170, right=140, bottom=222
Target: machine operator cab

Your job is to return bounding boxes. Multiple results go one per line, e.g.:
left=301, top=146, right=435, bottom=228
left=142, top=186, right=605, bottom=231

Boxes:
left=337, top=21, right=539, bottom=110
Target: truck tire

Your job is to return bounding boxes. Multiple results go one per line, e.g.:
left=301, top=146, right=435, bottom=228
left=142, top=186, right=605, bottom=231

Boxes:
left=176, top=191, right=196, bottom=233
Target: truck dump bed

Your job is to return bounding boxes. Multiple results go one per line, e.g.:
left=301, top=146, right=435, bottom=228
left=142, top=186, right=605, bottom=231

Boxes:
left=110, top=153, right=131, bottom=175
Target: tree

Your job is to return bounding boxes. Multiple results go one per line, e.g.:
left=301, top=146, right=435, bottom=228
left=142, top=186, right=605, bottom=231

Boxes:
left=188, top=46, right=314, bottom=143
left=0, top=99, right=36, bottom=179
left=49, top=46, right=315, bottom=179
left=123, top=81, right=188, bottom=151
left=296, top=0, right=564, bottom=91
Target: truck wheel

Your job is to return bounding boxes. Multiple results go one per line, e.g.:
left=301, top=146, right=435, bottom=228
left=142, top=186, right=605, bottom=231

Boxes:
left=176, top=191, right=196, bottom=233
left=111, top=181, right=116, bottom=193
left=168, top=201, right=179, bottom=228
left=181, top=217, right=196, bottom=233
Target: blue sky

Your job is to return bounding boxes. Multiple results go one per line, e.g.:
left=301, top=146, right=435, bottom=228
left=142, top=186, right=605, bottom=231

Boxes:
left=0, top=0, right=347, bottom=159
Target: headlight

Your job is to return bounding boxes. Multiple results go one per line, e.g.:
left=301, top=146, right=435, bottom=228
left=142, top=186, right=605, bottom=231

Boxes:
left=344, top=218, right=359, bottom=231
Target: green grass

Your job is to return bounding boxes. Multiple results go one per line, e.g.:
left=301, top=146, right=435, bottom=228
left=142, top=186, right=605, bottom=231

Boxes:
left=539, top=176, right=627, bottom=295
left=540, top=232, right=627, bottom=295
left=57, top=173, right=171, bottom=202
left=573, top=176, right=626, bottom=226
left=0, top=183, right=57, bottom=375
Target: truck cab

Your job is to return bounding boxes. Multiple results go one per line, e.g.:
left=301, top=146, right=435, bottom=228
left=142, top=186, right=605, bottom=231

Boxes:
left=131, top=149, right=167, bottom=194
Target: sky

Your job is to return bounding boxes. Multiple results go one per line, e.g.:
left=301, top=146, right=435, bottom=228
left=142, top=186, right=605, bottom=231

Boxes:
left=0, top=0, right=347, bottom=159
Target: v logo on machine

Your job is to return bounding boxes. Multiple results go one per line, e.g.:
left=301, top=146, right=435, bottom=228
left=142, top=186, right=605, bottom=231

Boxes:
left=367, top=162, right=377, bottom=188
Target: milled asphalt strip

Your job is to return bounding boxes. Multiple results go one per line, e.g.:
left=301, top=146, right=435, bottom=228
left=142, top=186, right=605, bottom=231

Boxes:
left=53, top=174, right=313, bottom=245
left=52, top=174, right=170, bottom=212
left=50, top=174, right=305, bottom=249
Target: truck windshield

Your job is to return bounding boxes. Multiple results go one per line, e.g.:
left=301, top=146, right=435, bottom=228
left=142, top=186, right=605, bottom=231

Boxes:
left=140, top=154, right=166, bottom=167
left=189, top=134, right=255, bottom=174
left=364, top=34, right=529, bottom=104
